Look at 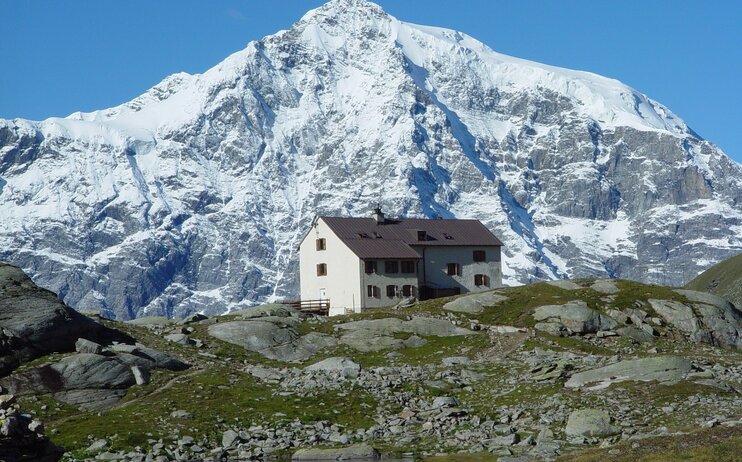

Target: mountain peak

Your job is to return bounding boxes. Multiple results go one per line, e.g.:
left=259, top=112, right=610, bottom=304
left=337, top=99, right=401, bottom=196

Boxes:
left=0, top=1, right=740, bottom=320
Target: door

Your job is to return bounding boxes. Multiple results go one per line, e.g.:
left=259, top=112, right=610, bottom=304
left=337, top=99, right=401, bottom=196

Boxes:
left=319, top=288, right=327, bottom=300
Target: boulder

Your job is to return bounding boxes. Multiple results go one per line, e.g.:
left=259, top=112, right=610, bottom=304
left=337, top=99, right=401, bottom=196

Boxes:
left=111, top=344, right=190, bottom=371
left=565, top=356, right=692, bottom=389
left=291, top=443, right=380, bottom=461
left=443, top=291, right=508, bottom=314
left=565, top=409, right=619, bottom=437
left=0, top=354, right=135, bottom=395
left=164, top=333, right=196, bottom=346
left=306, top=357, right=361, bottom=379
left=546, top=280, right=582, bottom=290
left=75, top=338, right=102, bottom=354
left=533, top=301, right=616, bottom=334
left=0, top=263, right=132, bottom=376
left=615, top=327, right=656, bottom=343
left=208, top=321, right=335, bottom=361
left=590, top=280, right=620, bottom=294
left=180, top=313, right=208, bottom=325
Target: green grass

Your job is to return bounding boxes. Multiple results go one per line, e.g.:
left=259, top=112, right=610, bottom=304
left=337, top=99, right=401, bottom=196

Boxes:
left=47, top=367, right=379, bottom=453
left=559, top=425, right=742, bottom=462
left=686, top=251, right=742, bottom=310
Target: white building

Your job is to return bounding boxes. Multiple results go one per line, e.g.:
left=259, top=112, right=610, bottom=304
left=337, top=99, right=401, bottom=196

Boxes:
left=298, top=208, right=503, bottom=316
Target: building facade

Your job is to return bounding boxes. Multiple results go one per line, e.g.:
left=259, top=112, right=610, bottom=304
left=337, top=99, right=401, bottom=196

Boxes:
left=298, top=208, right=503, bottom=316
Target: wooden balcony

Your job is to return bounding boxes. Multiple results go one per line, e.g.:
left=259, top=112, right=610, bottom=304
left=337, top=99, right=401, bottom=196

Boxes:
left=282, top=299, right=330, bottom=316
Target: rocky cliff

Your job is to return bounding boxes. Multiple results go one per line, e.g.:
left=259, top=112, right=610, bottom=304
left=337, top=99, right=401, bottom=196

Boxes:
left=1, top=0, right=741, bottom=318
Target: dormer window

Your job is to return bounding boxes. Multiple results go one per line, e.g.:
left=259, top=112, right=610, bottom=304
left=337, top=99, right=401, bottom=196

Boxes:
left=358, top=232, right=371, bottom=239
left=417, top=230, right=427, bottom=241
left=373, top=232, right=383, bottom=239
left=443, top=233, right=454, bottom=240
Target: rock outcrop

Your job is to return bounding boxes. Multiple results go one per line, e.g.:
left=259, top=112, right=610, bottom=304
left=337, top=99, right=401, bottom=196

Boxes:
left=564, top=356, right=693, bottom=389
left=0, top=263, right=132, bottom=376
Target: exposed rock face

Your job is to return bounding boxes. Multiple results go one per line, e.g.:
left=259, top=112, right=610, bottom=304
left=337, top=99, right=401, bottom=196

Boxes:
left=564, top=356, right=693, bottom=389
left=649, top=291, right=742, bottom=349
left=533, top=300, right=617, bottom=334
left=0, top=263, right=132, bottom=376
left=1, top=0, right=741, bottom=319
left=208, top=318, right=337, bottom=361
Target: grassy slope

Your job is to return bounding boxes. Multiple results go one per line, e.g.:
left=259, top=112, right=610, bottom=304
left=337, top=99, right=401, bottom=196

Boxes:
left=685, top=251, right=742, bottom=309
left=14, top=279, right=742, bottom=459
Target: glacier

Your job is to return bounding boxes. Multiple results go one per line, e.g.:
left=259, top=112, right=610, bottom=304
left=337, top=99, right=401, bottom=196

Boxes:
left=1, top=0, right=741, bottom=319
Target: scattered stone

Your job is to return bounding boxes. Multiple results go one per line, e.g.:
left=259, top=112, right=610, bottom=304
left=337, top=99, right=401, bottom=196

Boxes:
left=431, top=396, right=460, bottom=409
left=615, top=326, right=656, bottom=343
left=131, top=366, right=150, bottom=385
left=164, top=333, right=196, bottom=346
left=87, top=439, right=109, bottom=452
left=442, top=356, right=471, bottom=366
left=222, top=429, right=241, bottom=448
left=170, top=410, right=193, bottom=420
left=306, top=357, right=361, bottom=379
left=565, top=409, right=619, bottom=437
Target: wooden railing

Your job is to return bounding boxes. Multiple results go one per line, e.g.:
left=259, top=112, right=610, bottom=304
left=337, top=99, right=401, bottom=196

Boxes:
left=282, top=299, right=330, bottom=316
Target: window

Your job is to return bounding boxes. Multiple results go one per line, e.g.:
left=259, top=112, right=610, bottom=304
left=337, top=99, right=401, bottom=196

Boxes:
left=474, top=274, right=490, bottom=287
left=367, top=285, right=380, bottom=298
left=443, top=233, right=454, bottom=240
left=402, top=285, right=416, bottom=297
left=447, top=263, right=461, bottom=276
left=417, top=230, right=427, bottom=241
left=385, top=261, right=399, bottom=273
left=386, top=285, right=398, bottom=297
left=401, top=261, right=416, bottom=273
left=364, top=260, right=377, bottom=274
left=316, top=238, right=326, bottom=251
left=316, top=263, right=327, bottom=276
left=358, top=232, right=371, bottom=239
left=373, top=232, right=383, bottom=239
left=473, top=250, right=486, bottom=262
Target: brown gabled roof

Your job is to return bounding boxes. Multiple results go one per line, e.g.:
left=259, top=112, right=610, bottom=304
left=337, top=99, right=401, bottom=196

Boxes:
left=320, top=216, right=503, bottom=260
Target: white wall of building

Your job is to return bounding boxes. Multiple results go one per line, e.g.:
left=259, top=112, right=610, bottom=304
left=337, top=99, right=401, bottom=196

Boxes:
left=359, top=260, right=419, bottom=309
left=415, top=245, right=502, bottom=292
left=299, top=218, right=362, bottom=316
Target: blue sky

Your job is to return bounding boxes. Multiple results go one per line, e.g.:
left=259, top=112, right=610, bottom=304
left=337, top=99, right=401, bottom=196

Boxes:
left=2, top=0, right=740, bottom=162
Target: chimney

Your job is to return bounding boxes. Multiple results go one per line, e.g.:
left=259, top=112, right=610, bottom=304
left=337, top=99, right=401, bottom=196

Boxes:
left=372, top=205, right=385, bottom=224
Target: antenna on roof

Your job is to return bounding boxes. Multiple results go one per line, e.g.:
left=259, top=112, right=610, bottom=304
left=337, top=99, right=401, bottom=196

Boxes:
left=372, top=203, right=385, bottom=225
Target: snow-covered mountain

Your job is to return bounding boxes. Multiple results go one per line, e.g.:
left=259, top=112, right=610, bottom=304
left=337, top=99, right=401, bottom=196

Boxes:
left=1, top=0, right=741, bottom=319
